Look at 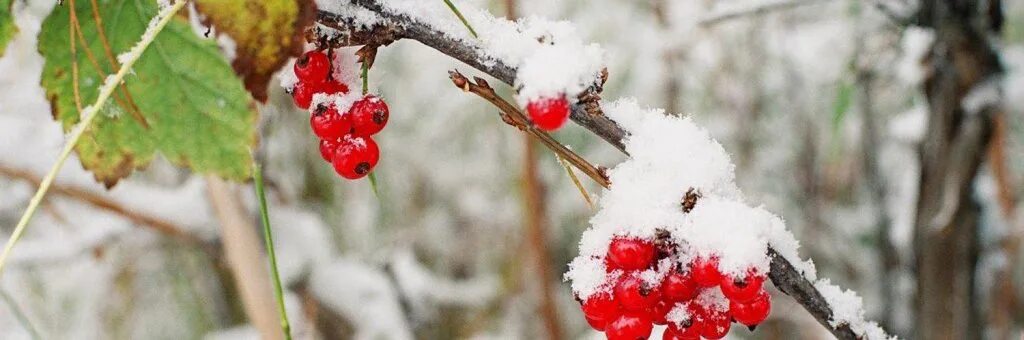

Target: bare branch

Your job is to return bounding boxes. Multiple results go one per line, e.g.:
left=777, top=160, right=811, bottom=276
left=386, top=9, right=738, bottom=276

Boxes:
left=0, top=164, right=216, bottom=256
left=699, top=0, right=831, bottom=26
left=317, top=3, right=864, bottom=338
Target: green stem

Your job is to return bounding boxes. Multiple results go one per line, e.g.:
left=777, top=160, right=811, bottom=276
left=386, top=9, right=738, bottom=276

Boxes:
left=252, top=163, right=292, bottom=340
left=0, top=0, right=188, bottom=278
left=442, top=0, right=478, bottom=38
left=361, top=61, right=369, bottom=95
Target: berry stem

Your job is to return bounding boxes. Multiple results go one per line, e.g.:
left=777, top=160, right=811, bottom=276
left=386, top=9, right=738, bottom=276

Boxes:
left=0, top=0, right=187, bottom=279
left=252, top=162, right=293, bottom=340
left=368, top=172, right=382, bottom=200
left=361, top=60, right=369, bottom=95
left=442, top=0, right=479, bottom=38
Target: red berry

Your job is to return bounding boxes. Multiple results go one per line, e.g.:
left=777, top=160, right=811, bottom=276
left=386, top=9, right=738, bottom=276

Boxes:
left=318, top=138, right=340, bottom=162
left=605, top=312, right=653, bottom=340
left=651, top=300, right=673, bottom=325
left=613, top=276, right=661, bottom=312
left=331, top=135, right=380, bottom=180
left=698, top=308, right=731, bottom=339
left=325, top=81, right=350, bottom=95
left=310, top=104, right=352, bottom=140
left=526, top=95, right=570, bottom=131
left=349, top=95, right=390, bottom=136
left=663, top=322, right=700, bottom=340
left=691, top=257, right=722, bottom=288
left=607, top=237, right=656, bottom=271
left=661, top=271, right=698, bottom=302
left=294, top=51, right=331, bottom=84
left=720, top=271, right=765, bottom=303
left=291, top=82, right=315, bottom=109
left=581, top=292, right=619, bottom=331
left=730, top=291, right=771, bottom=326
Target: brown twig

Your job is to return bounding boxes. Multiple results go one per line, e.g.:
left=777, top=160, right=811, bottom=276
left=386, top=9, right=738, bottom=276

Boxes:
left=0, top=164, right=215, bottom=256
left=449, top=70, right=610, bottom=189
left=322, top=4, right=864, bottom=338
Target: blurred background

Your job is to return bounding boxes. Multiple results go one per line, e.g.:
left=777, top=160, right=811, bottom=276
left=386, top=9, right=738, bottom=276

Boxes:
left=0, top=0, right=1022, bottom=339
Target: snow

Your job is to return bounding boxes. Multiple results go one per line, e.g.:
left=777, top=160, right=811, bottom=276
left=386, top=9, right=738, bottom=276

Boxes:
left=565, top=97, right=887, bottom=338
left=309, top=259, right=414, bottom=340
left=322, top=0, right=606, bottom=107
left=816, top=279, right=897, bottom=340
left=115, top=1, right=183, bottom=67
left=961, top=78, right=1001, bottom=115
left=897, top=27, right=935, bottom=85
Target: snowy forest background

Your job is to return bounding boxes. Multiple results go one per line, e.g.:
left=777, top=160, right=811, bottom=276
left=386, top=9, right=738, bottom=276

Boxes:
left=0, top=0, right=1022, bottom=339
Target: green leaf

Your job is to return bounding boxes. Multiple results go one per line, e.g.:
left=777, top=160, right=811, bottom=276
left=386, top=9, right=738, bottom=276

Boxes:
left=38, top=0, right=257, bottom=187
left=0, top=0, right=16, bottom=57
left=194, top=0, right=315, bottom=102
left=831, top=79, right=854, bottom=132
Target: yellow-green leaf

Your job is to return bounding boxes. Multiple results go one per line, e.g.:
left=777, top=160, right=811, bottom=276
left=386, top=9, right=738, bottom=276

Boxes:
left=195, top=0, right=316, bottom=102
left=0, top=0, right=16, bottom=56
left=39, top=0, right=257, bottom=187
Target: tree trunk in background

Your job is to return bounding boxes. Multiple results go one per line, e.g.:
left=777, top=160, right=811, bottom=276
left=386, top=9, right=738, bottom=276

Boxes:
left=912, top=1, right=1002, bottom=339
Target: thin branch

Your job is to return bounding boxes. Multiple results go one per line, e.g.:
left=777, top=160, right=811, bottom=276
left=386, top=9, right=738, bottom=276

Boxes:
left=0, top=165, right=214, bottom=255
left=320, top=4, right=864, bottom=338
left=448, top=71, right=610, bottom=189
left=699, top=0, right=830, bottom=26
left=317, top=6, right=628, bottom=152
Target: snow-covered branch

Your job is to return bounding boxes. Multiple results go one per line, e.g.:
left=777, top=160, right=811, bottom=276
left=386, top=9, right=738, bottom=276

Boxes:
left=314, top=1, right=889, bottom=339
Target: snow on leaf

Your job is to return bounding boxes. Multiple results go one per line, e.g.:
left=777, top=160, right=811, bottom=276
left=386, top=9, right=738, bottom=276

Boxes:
left=0, top=0, right=15, bottom=57
left=38, top=0, right=257, bottom=187
left=194, top=0, right=317, bottom=102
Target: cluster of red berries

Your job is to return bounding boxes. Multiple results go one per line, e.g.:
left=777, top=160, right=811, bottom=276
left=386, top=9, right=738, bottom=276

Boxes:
left=290, top=50, right=390, bottom=180
left=579, top=236, right=771, bottom=340
left=525, top=95, right=571, bottom=131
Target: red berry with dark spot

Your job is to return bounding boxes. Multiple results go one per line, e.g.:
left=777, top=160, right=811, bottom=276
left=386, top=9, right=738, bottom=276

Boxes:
left=730, top=291, right=771, bottom=326
left=607, top=237, right=656, bottom=271
left=663, top=322, right=701, bottom=340
left=721, top=271, right=765, bottom=303
left=291, top=82, right=315, bottom=110
left=350, top=95, right=390, bottom=136
left=310, top=104, right=352, bottom=140
left=294, top=51, right=331, bottom=84
left=691, top=257, right=723, bottom=288
left=613, top=275, right=660, bottom=312
left=581, top=292, right=619, bottom=331
left=605, top=312, right=653, bottom=340
left=526, top=95, right=570, bottom=131
left=661, top=270, right=698, bottom=302
left=318, top=138, right=340, bottom=162
left=331, top=135, right=379, bottom=180
left=651, top=300, right=673, bottom=325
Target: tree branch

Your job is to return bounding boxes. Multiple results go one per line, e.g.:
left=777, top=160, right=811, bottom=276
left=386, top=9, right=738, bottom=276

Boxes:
left=317, top=3, right=862, bottom=338
left=0, top=164, right=216, bottom=256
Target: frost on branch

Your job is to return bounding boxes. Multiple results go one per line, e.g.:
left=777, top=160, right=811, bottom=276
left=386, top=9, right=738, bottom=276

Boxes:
left=565, top=99, right=890, bottom=339
left=321, top=0, right=605, bottom=106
